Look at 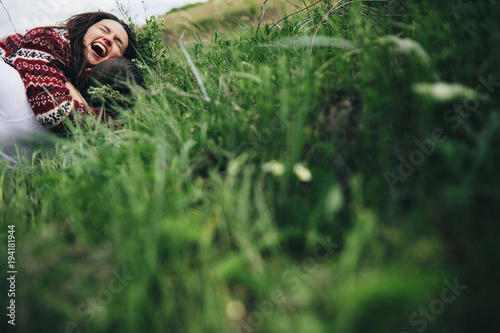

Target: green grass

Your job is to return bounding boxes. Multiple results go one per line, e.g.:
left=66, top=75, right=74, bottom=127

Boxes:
left=159, top=0, right=308, bottom=44
left=1, top=0, right=500, bottom=332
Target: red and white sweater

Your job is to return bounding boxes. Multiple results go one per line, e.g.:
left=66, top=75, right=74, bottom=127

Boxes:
left=0, top=27, right=102, bottom=133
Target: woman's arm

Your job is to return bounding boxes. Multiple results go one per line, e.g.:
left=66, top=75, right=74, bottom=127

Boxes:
left=2, top=28, right=105, bottom=133
left=21, top=61, right=102, bottom=132
left=65, top=82, right=89, bottom=109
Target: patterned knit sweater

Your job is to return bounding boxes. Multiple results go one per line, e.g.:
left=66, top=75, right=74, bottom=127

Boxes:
left=0, top=27, right=102, bottom=133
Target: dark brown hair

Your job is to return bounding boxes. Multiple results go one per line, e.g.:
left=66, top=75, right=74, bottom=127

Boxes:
left=46, top=12, right=138, bottom=90
left=82, top=57, right=145, bottom=114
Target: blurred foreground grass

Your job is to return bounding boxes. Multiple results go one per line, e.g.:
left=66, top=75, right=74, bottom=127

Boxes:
left=1, top=0, right=499, bottom=332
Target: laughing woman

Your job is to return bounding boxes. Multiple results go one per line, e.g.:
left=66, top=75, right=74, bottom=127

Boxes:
left=0, top=11, right=138, bottom=166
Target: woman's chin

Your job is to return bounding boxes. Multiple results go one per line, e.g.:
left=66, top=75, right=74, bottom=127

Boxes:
left=86, top=49, right=103, bottom=66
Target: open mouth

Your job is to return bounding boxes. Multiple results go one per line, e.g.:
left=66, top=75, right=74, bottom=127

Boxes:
left=91, top=42, right=107, bottom=58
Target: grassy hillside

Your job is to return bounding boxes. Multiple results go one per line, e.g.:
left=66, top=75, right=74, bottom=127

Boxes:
left=1, top=1, right=500, bottom=332
left=159, top=0, right=309, bottom=43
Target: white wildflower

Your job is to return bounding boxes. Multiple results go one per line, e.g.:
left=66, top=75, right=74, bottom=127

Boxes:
left=262, top=160, right=285, bottom=176
left=293, top=163, right=312, bottom=182
left=226, top=300, right=246, bottom=320
left=377, top=35, right=431, bottom=66
left=412, top=82, right=478, bottom=103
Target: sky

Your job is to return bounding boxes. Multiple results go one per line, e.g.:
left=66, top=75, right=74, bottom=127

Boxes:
left=0, top=0, right=208, bottom=37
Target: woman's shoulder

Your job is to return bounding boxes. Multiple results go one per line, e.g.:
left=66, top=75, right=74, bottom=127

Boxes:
left=21, top=27, right=71, bottom=63
left=23, top=27, right=69, bottom=43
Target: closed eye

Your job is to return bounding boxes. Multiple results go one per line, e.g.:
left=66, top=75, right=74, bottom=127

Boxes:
left=100, top=24, right=124, bottom=52
left=115, top=38, right=124, bottom=52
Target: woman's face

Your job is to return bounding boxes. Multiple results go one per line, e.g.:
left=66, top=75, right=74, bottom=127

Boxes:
left=83, top=19, right=129, bottom=66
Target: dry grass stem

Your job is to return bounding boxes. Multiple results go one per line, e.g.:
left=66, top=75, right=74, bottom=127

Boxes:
left=311, top=0, right=387, bottom=50
left=257, top=0, right=270, bottom=34
left=267, top=0, right=323, bottom=34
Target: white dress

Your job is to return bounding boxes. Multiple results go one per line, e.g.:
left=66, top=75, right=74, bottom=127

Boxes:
left=0, top=59, right=52, bottom=167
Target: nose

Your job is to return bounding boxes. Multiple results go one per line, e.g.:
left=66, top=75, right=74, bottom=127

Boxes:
left=102, top=37, right=112, bottom=47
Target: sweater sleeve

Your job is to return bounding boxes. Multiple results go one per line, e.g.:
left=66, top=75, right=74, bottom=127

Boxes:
left=1, top=28, right=104, bottom=133
left=18, top=57, right=103, bottom=133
